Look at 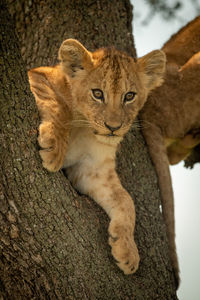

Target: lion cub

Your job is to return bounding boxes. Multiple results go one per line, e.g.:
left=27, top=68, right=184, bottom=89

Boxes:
left=28, top=39, right=166, bottom=275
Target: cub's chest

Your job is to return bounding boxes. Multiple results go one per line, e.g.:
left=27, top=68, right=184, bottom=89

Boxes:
left=63, top=128, right=116, bottom=168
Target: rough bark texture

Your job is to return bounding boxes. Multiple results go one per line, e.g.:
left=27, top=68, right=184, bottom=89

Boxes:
left=7, top=0, right=136, bottom=68
left=1, top=0, right=177, bottom=299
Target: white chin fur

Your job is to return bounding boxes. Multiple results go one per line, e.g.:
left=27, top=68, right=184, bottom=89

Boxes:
left=95, top=134, right=122, bottom=145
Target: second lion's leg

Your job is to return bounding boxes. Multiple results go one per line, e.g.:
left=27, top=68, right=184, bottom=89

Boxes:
left=142, top=125, right=179, bottom=287
left=167, top=130, right=200, bottom=165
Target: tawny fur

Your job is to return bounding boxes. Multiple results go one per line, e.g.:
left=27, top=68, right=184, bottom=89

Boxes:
left=28, top=39, right=166, bottom=275
left=140, top=16, right=200, bottom=286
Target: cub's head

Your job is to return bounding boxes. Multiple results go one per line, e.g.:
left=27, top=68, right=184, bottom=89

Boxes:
left=59, top=39, right=166, bottom=144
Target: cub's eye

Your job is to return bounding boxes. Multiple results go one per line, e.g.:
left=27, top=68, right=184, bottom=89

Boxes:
left=124, top=92, right=136, bottom=104
left=92, top=89, right=104, bottom=102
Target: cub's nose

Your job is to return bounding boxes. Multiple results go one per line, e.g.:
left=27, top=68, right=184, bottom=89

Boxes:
left=104, top=122, right=122, bottom=133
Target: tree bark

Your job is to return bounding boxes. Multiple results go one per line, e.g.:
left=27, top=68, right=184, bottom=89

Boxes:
left=1, top=0, right=177, bottom=299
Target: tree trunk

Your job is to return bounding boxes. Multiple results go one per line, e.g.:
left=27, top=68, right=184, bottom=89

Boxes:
left=0, top=0, right=177, bottom=299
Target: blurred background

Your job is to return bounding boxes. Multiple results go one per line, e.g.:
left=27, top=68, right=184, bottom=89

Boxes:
left=131, top=0, right=200, bottom=299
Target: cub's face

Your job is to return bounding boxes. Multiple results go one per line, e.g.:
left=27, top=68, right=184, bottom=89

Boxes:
left=59, top=39, right=166, bottom=143
left=70, top=53, right=146, bottom=143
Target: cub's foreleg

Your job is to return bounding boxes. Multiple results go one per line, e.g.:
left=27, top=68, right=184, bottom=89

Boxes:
left=28, top=67, right=71, bottom=172
left=38, top=121, right=70, bottom=172
left=67, top=159, right=140, bottom=275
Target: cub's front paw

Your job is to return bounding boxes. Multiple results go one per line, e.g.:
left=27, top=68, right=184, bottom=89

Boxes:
left=38, top=122, right=67, bottom=172
left=108, top=221, right=140, bottom=275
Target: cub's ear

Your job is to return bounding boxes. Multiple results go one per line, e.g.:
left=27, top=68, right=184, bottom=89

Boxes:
left=58, top=39, right=93, bottom=77
left=138, top=50, right=166, bottom=91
